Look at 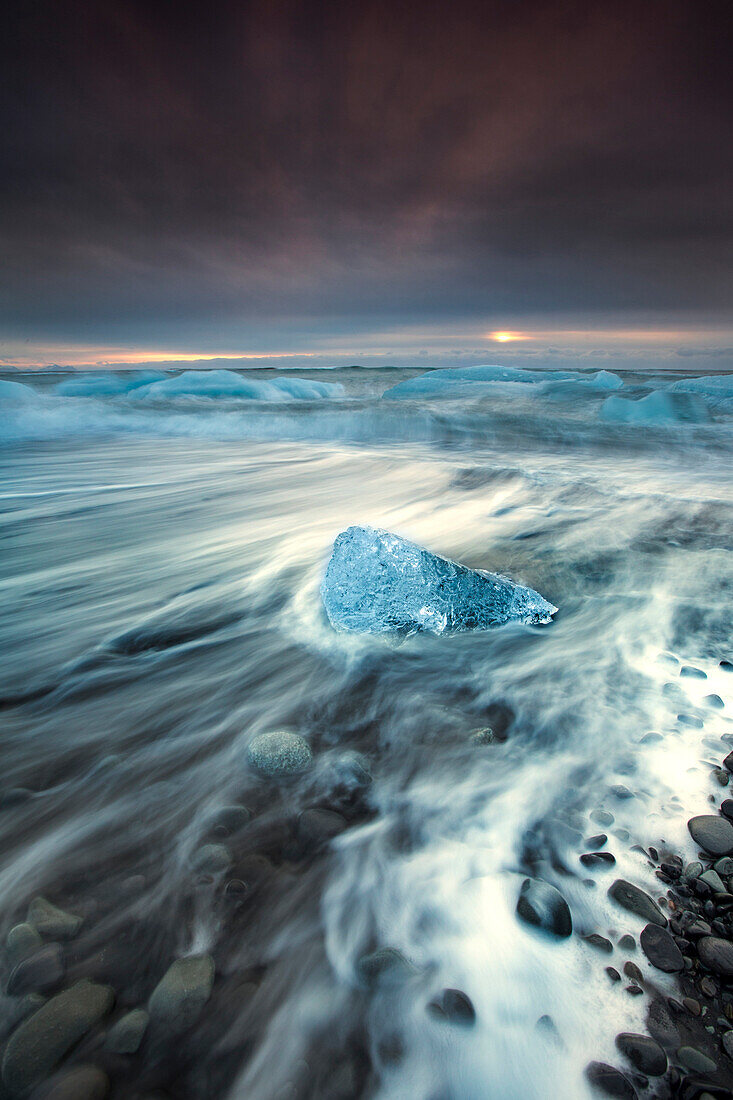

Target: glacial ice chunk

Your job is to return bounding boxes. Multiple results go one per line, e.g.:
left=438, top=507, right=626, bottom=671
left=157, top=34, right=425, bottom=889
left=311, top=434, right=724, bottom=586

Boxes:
left=321, top=526, right=556, bottom=635
left=600, top=390, right=711, bottom=425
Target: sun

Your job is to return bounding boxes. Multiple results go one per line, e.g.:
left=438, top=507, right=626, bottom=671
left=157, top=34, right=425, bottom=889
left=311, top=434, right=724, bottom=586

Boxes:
left=488, top=330, right=521, bottom=342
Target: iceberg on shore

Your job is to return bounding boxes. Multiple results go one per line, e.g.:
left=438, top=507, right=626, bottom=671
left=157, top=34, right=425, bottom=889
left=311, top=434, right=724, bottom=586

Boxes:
left=600, top=390, right=711, bottom=426
left=134, top=369, right=344, bottom=401
left=321, top=525, right=556, bottom=635
left=383, top=364, right=622, bottom=399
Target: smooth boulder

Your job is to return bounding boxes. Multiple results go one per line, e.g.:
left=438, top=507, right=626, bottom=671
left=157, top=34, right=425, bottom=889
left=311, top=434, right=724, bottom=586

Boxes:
left=516, top=878, right=572, bottom=938
left=1, top=980, right=113, bottom=1096
left=688, top=815, right=733, bottom=856
left=148, top=955, right=214, bottom=1037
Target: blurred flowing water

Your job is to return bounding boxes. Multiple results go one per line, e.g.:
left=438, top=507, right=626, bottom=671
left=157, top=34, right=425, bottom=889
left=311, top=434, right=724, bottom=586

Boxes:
left=0, top=366, right=732, bottom=1099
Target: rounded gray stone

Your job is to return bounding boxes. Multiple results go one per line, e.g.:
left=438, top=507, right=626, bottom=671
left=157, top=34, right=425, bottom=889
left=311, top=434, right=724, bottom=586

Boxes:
left=26, top=897, right=83, bottom=940
left=516, top=878, right=572, bottom=938
left=246, top=732, right=313, bottom=778
left=191, top=843, right=231, bottom=874
left=607, top=880, right=667, bottom=927
left=28, top=1065, right=109, bottom=1100
left=356, top=948, right=417, bottom=988
left=7, top=944, right=64, bottom=995
left=5, top=924, right=43, bottom=967
left=148, top=955, right=214, bottom=1037
left=1, top=980, right=113, bottom=1096
left=639, top=924, right=683, bottom=972
left=615, top=1032, right=667, bottom=1076
left=104, top=1008, right=149, bottom=1053
left=688, top=815, right=733, bottom=856
left=677, top=1046, right=716, bottom=1074
left=698, top=936, right=733, bottom=977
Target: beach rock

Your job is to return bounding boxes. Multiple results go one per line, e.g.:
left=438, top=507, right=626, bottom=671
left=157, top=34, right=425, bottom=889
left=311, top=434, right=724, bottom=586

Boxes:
left=705, top=695, right=725, bottom=709
left=640, top=924, right=684, bottom=972
left=698, top=937, right=733, bottom=977
left=27, top=897, right=82, bottom=940
left=699, top=870, right=726, bottom=893
left=618, top=935, right=636, bottom=951
left=321, top=525, right=557, bottom=635
left=28, top=1065, right=109, bottom=1100
left=426, top=988, right=476, bottom=1026
left=713, top=857, right=733, bottom=877
left=191, top=843, right=231, bottom=874
left=615, top=1032, right=667, bottom=1076
left=7, top=944, right=64, bottom=995
left=148, top=955, right=214, bottom=1037
left=207, top=804, right=251, bottom=836
left=585, top=1061, right=637, bottom=1098
left=722, top=1031, right=733, bottom=1060
left=516, top=878, right=572, bottom=938
left=104, top=1007, right=149, bottom=1053
left=247, top=731, right=313, bottom=778
left=6, top=924, right=43, bottom=966
left=648, top=997, right=680, bottom=1047
left=680, top=666, right=707, bottom=680
left=591, top=810, right=614, bottom=827
left=608, top=880, right=667, bottom=927
left=688, top=816, right=733, bottom=856
left=1, top=979, right=113, bottom=1095
left=677, top=1046, right=717, bottom=1074
left=357, top=948, right=417, bottom=988
left=469, top=727, right=497, bottom=746
left=583, top=934, right=613, bottom=954
left=297, top=808, right=347, bottom=849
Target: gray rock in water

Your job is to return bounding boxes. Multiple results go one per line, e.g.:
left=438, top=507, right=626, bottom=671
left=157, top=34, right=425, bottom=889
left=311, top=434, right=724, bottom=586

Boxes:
left=585, top=1061, right=637, bottom=1098
left=516, top=878, right=572, bottom=938
left=607, top=880, right=667, bottom=927
left=688, top=815, right=733, bottom=856
left=5, top=924, right=43, bottom=967
left=639, top=924, right=683, bottom=972
left=321, top=525, right=556, bottom=635
left=26, top=897, right=83, bottom=940
left=297, top=808, right=347, bottom=849
left=426, top=988, right=476, bottom=1026
left=7, top=944, right=64, bottom=995
left=1, top=979, right=113, bottom=1096
left=191, top=843, right=231, bottom=874
left=148, top=955, right=214, bottom=1037
left=246, top=731, right=313, bottom=778
left=28, top=1065, right=109, bottom=1100
left=615, top=1032, right=667, bottom=1076
left=698, top=936, right=733, bottom=977
left=104, top=1008, right=149, bottom=1053
left=699, top=869, right=726, bottom=893
left=677, top=1046, right=717, bottom=1074
left=356, top=948, right=417, bottom=988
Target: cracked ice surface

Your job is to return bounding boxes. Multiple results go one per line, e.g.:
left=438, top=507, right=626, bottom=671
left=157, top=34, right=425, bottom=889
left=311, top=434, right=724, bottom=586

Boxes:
left=321, top=526, right=557, bottom=635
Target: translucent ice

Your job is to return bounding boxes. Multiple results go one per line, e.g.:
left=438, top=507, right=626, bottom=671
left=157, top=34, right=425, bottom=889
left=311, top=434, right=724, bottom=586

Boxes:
left=600, top=390, right=711, bottom=425
left=321, top=526, right=556, bottom=635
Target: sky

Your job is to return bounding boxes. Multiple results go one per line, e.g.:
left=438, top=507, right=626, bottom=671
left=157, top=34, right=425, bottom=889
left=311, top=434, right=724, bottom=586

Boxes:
left=1, top=0, right=732, bottom=370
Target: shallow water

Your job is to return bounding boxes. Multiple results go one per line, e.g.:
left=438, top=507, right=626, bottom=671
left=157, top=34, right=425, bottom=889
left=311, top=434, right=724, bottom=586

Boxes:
left=1, top=366, right=732, bottom=1098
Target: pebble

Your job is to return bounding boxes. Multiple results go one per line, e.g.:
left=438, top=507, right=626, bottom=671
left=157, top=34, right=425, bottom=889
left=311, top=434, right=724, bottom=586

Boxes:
left=704, top=695, right=725, bottom=709
left=680, top=666, right=707, bottom=679
left=356, top=948, right=417, bottom=988
left=7, top=944, right=64, bottom=995
left=104, top=1007, right=149, bottom=1053
left=722, top=1030, right=733, bottom=1059
left=683, top=997, right=701, bottom=1016
left=580, top=852, right=616, bottom=867
left=426, top=988, right=475, bottom=1026
left=591, top=810, right=614, bottom=827
left=585, top=833, right=608, bottom=849
left=722, top=800, right=733, bottom=821
left=583, top=934, right=613, bottom=954
left=585, top=1061, right=637, bottom=1098
left=28, top=1065, right=109, bottom=1100
left=683, top=861, right=704, bottom=881
left=677, top=1046, right=717, bottom=1074
left=515, top=878, right=572, bottom=938
left=724, top=751, right=733, bottom=772
left=615, top=1032, right=667, bottom=1076
left=208, top=804, right=251, bottom=836
left=297, top=808, right=348, bottom=848
left=191, top=843, right=231, bottom=874
left=699, top=869, right=726, bottom=893
left=714, top=857, right=733, bottom=876
left=469, top=727, right=497, bottom=746
left=5, top=924, right=43, bottom=967
left=606, top=967, right=621, bottom=982
left=148, top=955, right=214, bottom=1037
left=678, top=714, right=704, bottom=728
left=720, top=660, right=733, bottom=671
left=607, top=879, right=667, bottom=927
left=610, top=786, right=634, bottom=800
left=640, top=923, right=683, bottom=972
left=246, top=732, right=313, bottom=778
left=618, top=935, right=635, bottom=951
left=698, top=936, right=733, bottom=977
left=623, top=962, right=643, bottom=983
left=26, top=898, right=82, bottom=940
left=1, top=980, right=113, bottom=1095
left=688, top=815, right=733, bottom=856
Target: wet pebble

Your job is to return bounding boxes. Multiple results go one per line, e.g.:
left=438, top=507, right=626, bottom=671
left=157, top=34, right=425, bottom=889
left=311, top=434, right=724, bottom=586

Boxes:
left=1, top=980, right=113, bottom=1096
left=585, top=1061, right=637, bottom=1098
left=148, top=956, right=214, bottom=1038
left=698, top=936, right=733, bottom=977
left=5, top=924, right=43, bottom=967
left=26, top=898, right=82, bottom=940
left=515, top=878, right=572, bottom=938
left=357, top=948, right=417, bottom=989
left=607, top=880, right=667, bottom=927
left=297, top=808, right=348, bottom=849
left=426, top=988, right=475, bottom=1027
left=704, top=695, right=725, bottom=709
left=680, top=666, right=707, bottom=679
left=640, top=924, right=683, bottom=972
left=246, top=732, right=313, bottom=778
left=677, top=1046, right=716, bottom=1074
left=28, top=1065, right=109, bottom=1100
left=7, top=944, right=64, bottom=995
left=583, top=934, right=614, bottom=954
left=618, top=935, right=636, bottom=951
left=615, top=1032, right=667, bottom=1076
left=191, top=843, right=232, bottom=874
left=687, top=815, right=733, bottom=856
left=591, top=810, right=615, bottom=827
left=104, top=1007, right=149, bottom=1053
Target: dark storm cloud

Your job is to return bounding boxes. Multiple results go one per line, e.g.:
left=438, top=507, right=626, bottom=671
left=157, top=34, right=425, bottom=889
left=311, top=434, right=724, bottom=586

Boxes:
left=1, top=0, right=731, bottom=345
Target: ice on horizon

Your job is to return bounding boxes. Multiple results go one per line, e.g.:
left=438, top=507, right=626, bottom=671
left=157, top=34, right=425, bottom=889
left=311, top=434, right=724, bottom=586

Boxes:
left=383, top=363, right=623, bottom=398
left=321, top=525, right=557, bottom=636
